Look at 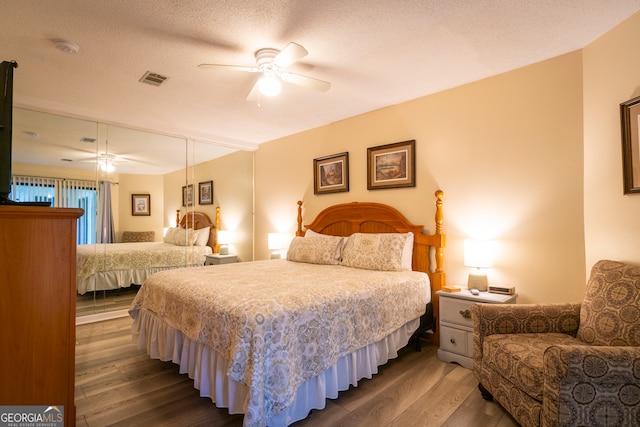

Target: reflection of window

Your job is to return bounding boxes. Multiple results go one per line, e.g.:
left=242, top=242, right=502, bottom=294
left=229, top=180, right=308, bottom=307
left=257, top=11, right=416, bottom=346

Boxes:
left=11, top=175, right=97, bottom=244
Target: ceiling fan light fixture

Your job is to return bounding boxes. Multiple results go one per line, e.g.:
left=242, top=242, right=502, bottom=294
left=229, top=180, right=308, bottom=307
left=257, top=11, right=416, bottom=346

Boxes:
left=258, top=75, right=281, bottom=97
left=98, top=154, right=116, bottom=173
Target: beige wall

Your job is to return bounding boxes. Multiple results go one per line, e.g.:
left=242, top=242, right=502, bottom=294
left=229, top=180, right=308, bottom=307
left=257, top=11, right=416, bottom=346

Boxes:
left=13, top=162, right=96, bottom=181
left=255, top=51, right=586, bottom=304
left=117, top=173, right=164, bottom=241
left=582, top=12, right=640, bottom=271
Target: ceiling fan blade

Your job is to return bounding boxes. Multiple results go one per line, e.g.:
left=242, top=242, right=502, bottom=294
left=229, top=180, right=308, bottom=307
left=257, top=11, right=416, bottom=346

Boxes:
left=246, top=80, right=261, bottom=101
left=273, top=42, right=308, bottom=68
left=281, top=72, right=331, bottom=92
left=198, top=64, right=259, bottom=73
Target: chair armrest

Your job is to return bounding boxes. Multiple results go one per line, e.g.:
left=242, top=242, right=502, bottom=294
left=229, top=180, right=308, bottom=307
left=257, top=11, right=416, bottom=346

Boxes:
left=542, top=345, right=640, bottom=426
left=472, top=303, right=581, bottom=368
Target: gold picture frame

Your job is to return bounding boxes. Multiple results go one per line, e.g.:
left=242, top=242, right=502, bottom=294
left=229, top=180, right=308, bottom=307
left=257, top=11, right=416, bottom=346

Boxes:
left=621, top=96, right=640, bottom=194
left=313, top=152, right=349, bottom=195
left=199, top=180, right=214, bottom=205
left=367, top=140, right=416, bottom=190
left=131, top=194, right=150, bottom=216
left=182, top=184, right=194, bottom=207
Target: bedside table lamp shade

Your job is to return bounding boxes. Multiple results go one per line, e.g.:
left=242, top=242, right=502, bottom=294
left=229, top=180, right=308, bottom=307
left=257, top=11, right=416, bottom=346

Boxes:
left=217, top=230, right=231, bottom=255
left=268, top=233, right=285, bottom=259
left=464, top=239, right=493, bottom=291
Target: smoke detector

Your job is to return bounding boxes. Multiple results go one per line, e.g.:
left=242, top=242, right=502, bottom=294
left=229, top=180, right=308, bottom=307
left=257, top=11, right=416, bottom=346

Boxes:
left=54, top=39, right=80, bottom=54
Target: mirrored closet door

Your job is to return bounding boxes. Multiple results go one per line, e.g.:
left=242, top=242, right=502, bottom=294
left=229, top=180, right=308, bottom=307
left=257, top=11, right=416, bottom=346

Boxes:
left=12, top=107, right=255, bottom=322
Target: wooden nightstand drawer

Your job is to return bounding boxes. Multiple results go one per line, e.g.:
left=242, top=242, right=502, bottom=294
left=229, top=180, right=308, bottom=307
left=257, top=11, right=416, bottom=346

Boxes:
left=437, top=289, right=517, bottom=369
left=439, top=325, right=468, bottom=356
left=440, top=297, right=474, bottom=327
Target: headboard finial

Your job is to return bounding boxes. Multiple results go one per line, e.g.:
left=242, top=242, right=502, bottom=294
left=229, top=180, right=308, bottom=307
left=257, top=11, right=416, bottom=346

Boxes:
left=214, top=207, right=221, bottom=253
left=434, top=190, right=444, bottom=235
left=296, top=201, right=304, bottom=236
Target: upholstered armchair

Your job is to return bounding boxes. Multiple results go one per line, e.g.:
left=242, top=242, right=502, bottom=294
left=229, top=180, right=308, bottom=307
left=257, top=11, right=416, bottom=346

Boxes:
left=472, top=260, right=640, bottom=427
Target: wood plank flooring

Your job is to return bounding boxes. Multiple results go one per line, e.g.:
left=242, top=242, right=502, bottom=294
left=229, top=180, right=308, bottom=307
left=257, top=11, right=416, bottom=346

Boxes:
left=75, top=317, right=519, bottom=427
left=76, top=286, right=140, bottom=318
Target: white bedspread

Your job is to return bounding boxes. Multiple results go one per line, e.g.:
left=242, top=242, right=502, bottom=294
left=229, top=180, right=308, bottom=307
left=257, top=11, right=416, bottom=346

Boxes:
left=129, top=259, right=430, bottom=426
left=76, top=242, right=210, bottom=294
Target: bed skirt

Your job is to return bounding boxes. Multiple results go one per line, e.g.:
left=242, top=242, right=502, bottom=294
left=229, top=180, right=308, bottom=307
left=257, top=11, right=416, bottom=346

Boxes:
left=131, top=308, right=419, bottom=426
left=77, top=263, right=203, bottom=295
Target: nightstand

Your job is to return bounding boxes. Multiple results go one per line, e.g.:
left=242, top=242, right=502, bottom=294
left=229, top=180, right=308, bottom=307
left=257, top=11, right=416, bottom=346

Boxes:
left=205, top=254, right=238, bottom=265
left=437, top=289, right=517, bottom=369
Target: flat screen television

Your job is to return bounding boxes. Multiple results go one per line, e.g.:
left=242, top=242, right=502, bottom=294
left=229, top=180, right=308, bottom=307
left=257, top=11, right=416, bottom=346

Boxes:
left=0, top=60, right=49, bottom=206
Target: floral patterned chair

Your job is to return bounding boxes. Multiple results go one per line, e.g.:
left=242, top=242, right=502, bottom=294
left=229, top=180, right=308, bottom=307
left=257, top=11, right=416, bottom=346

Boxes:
left=472, top=260, right=640, bottom=427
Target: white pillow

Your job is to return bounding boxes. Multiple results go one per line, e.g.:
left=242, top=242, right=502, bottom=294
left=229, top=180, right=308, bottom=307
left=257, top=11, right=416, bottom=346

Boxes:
left=287, top=235, right=345, bottom=265
left=401, top=232, right=414, bottom=271
left=194, top=227, right=211, bottom=246
left=163, top=227, right=197, bottom=246
left=304, top=229, right=345, bottom=262
left=341, top=232, right=413, bottom=272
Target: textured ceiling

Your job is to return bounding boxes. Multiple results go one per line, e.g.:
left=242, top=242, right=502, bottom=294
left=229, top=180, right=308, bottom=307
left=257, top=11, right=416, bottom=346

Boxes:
left=3, top=0, right=640, bottom=153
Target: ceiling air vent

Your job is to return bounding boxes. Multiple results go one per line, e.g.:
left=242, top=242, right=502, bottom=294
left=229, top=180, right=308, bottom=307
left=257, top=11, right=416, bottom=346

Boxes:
left=139, top=71, right=168, bottom=87
left=80, top=137, right=96, bottom=143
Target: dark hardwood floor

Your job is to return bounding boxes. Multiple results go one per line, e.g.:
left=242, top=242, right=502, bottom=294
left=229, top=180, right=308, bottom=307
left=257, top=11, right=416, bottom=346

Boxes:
left=75, top=317, right=519, bottom=426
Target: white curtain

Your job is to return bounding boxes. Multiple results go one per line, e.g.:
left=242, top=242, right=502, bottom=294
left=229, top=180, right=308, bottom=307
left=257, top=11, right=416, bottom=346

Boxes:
left=97, top=180, right=115, bottom=243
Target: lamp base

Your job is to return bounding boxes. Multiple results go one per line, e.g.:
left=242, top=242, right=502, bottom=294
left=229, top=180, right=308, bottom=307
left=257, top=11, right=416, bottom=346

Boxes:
left=219, top=245, right=229, bottom=255
left=468, top=272, right=488, bottom=291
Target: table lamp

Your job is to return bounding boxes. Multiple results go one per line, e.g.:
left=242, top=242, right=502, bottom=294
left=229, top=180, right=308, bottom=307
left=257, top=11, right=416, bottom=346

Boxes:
left=268, top=233, right=285, bottom=259
left=464, top=239, right=494, bottom=291
left=217, top=230, right=231, bottom=255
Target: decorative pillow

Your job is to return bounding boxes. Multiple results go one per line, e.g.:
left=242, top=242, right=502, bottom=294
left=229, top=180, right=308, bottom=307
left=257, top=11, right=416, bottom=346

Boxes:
left=163, top=227, right=197, bottom=246
left=286, top=235, right=345, bottom=265
left=340, top=232, right=413, bottom=272
left=193, top=227, right=211, bottom=246
left=401, top=232, right=414, bottom=271
left=304, top=229, right=346, bottom=262
left=121, top=231, right=155, bottom=243
left=576, top=259, right=640, bottom=346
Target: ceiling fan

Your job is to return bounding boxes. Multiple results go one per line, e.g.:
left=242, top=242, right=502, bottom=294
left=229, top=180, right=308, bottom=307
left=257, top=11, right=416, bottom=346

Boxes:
left=198, top=42, right=331, bottom=100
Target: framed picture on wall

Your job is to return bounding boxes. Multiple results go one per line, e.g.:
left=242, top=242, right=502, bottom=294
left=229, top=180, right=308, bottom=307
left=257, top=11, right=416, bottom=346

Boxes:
left=621, top=96, right=640, bottom=194
left=182, top=184, right=194, bottom=207
left=313, top=152, right=349, bottom=195
left=131, top=194, right=150, bottom=216
left=199, top=181, right=214, bottom=205
left=367, top=140, right=416, bottom=190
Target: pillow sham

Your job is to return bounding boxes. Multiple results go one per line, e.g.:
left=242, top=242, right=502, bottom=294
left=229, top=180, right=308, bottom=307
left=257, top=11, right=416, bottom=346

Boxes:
left=341, top=232, right=414, bottom=272
left=304, top=229, right=346, bottom=262
left=287, top=235, right=345, bottom=265
left=163, top=227, right=198, bottom=246
left=193, top=227, right=211, bottom=246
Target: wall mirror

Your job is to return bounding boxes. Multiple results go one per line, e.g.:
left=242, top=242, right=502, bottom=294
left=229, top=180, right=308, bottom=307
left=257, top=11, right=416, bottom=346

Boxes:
left=11, top=107, right=254, bottom=322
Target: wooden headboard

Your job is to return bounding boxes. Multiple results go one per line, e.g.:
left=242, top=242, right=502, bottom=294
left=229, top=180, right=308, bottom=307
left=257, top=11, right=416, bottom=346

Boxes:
left=175, top=209, right=218, bottom=250
left=296, top=190, right=446, bottom=334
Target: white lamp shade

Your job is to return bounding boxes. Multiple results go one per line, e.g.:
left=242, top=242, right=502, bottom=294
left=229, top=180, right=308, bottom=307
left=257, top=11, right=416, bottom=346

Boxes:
left=217, top=230, right=231, bottom=245
left=268, top=233, right=284, bottom=250
left=464, top=239, right=494, bottom=269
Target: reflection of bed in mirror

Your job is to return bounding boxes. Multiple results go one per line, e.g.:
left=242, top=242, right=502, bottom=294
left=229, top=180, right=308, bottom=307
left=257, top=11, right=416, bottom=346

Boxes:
left=130, top=193, right=446, bottom=426
left=76, top=211, right=217, bottom=295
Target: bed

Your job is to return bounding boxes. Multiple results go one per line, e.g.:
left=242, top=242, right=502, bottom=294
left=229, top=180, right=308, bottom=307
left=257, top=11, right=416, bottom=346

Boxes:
left=129, top=192, right=446, bottom=426
left=76, top=210, right=217, bottom=295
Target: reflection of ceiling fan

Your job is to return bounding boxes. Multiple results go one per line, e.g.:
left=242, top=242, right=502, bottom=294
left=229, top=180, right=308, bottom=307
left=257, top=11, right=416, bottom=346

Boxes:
left=74, top=152, right=151, bottom=172
left=198, top=42, right=331, bottom=100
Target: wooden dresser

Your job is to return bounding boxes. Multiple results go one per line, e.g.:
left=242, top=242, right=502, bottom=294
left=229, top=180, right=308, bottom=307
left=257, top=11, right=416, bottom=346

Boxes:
left=0, top=206, right=84, bottom=427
